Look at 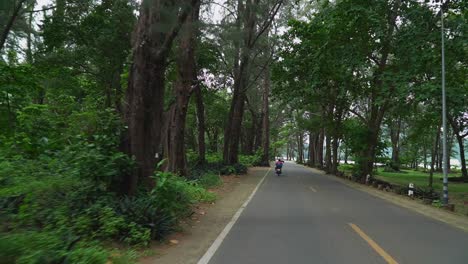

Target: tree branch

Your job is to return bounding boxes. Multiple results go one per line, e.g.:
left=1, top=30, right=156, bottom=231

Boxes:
left=243, top=49, right=274, bottom=93
left=22, top=5, right=57, bottom=13
left=204, top=1, right=236, bottom=18
left=0, top=0, right=27, bottom=51
left=250, top=0, right=283, bottom=48
left=157, top=0, right=201, bottom=59
left=348, top=107, right=367, bottom=123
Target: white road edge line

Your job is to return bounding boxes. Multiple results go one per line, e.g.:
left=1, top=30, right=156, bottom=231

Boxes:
left=197, top=167, right=272, bottom=264
left=309, top=186, right=317, bottom=192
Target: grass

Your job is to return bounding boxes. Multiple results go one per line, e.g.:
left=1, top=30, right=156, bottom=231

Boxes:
left=375, top=168, right=468, bottom=193
left=376, top=168, right=468, bottom=215
left=337, top=164, right=468, bottom=215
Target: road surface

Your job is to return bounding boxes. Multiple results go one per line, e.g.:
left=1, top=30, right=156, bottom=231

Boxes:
left=206, top=162, right=468, bottom=264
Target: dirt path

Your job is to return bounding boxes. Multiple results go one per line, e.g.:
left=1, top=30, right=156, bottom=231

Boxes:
left=139, top=167, right=269, bottom=264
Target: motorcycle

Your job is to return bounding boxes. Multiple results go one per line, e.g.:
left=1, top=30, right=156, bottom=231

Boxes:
left=275, top=167, right=282, bottom=176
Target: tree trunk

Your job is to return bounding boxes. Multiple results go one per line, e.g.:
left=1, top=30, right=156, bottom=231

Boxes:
left=429, top=127, right=441, bottom=189
left=166, top=94, right=190, bottom=176
left=317, top=129, right=324, bottom=168
left=5, top=92, right=13, bottom=134
left=438, top=137, right=443, bottom=172
left=332, top=137, right=339, bottom=174
left=449, top=116, right=467, bottom=178
left=113, top=67, right=123, bottom=113
left=297, top=133, right=304, bottom=163
left=223, top=0, right=243, bottom=164
left=456, top=135, right=467, bottom=179
left=447, top=132, right=454, bottom=173
left=0, top=0, right=27, bottom=51
left=166, top=0, right=200, bottom=176
left=390, top=118, right=401, bottom=171
left=122, top=0, right=197, bottom=194
left=344, top=145, right=349, bottom=164
left=357, top=0, right=401, bottom=178
left=26, top=1, right=34, bottom=63
left=360, top=126, right=380, bottom=178
left=308, top=133, right=316, bottom=167
left=194, top=85, right=206, bottom=164
left=244, top=117, right=255, bottom=155
left=423, top=141, right=428, bottom=172
left=325, top=134, right=332, bottom=172
left=260, top=53, right=271, bottom=166
left=223, top=0, right=280, bottom=164
left=210, top=129, right=219, bottom=153
left=254, top=113, right=263, bottom=152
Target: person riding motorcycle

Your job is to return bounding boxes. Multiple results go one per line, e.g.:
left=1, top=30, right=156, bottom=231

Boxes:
left=275, top=159, right=284, bottom=175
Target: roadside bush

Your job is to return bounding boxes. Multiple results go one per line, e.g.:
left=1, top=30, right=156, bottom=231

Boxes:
left=239, top=153, right=261, bottom=167
left=153, top=171, right=215, bottom=215
left=0, top=230, right=114, bottom=264
left=219, top=165, right=235, bottom=175
left=206, top=153, right=223, bottom=163
left=233, top=163, right=248, bottom=174
left=198, top=172, right=222, bottom=188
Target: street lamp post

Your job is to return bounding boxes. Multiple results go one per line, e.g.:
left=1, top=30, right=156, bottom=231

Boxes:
left=440, top=1, right=449, bottom=206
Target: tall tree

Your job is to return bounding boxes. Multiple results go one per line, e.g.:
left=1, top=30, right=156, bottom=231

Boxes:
left=165, top=0, right=201, bottom=176
left=223, top=0, right=283, bottom=164
left=123, top=0, right=198, bottom=194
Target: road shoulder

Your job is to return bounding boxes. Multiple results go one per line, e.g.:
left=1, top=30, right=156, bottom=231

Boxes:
left=301, top=165, right=468, bottom=233
left=139, top=166, right=269, bottom=264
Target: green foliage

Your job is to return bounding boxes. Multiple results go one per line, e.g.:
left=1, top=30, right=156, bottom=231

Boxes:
left=197, top=172, right=222, bottom=189
left=189, top=152, right=252, bottom=179
left=0, top=230, right=115, bottom=264
left=239, top=152, right=262, bottom=167
left=432, top=200, right=443, bottom=208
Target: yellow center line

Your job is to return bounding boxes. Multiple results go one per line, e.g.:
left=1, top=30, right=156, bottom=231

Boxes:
left=349, top=223, right=399, bottom=264
left=309, top=186, right=317, bottom=192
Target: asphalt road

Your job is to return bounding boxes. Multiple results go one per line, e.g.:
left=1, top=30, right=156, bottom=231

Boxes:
left=207, top=162, right=468, bottom=264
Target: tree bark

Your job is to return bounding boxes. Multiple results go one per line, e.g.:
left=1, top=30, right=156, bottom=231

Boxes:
left=325, top=134, right=332, bottom=172
left=194, top=85, right=206, bottom=164
left=297, top=132, right=304, bottom=163
left=253, top=113, right=263, bottom=152
left=360, top=124, right=381, bottom=178
left=223, top=0, right=282, bottom=165
left=449, top=116, right=467, bottom=178
left=390, top=118, right=402, bottom=171
left=223, top=0, right=254, bottom=164
left=26, top=1, right=34, bottom=63
left=423, top=141, right=428, bottom=171
left=344, top=144, right=349, bottom=164
left=113, top=67, right=123, bottom=113
left=259, top=48, right=271, bottom=166
left=122, top=0, right=197, bottom=194
left=447, top=132, right=454, bottom=173
left=456, top=135, right=468, bottom=179
left=222, top=0, right=243, bottom=164
left=429, top=126, right=441, bottom=189
left=166, top=0, right=200, bottom=176
left=357, top=0, right=401, bottom=178
left=438, top=136, right=443, bottom=172
left=317, top=129, right=324, bottom=168
left=308, top=133, right=316, bottom=167
left=332, top=137, right=339, bottom=174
